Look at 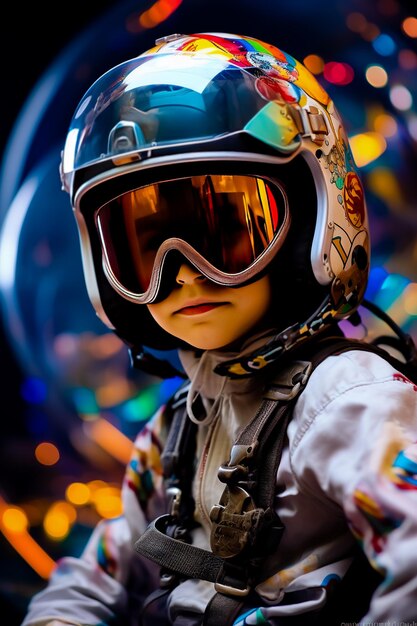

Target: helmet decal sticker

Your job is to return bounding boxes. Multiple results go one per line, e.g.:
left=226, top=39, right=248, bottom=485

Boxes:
left=322, top=129, right=350, bottom=191
left=246, top=51, right=298, bottom=82
left=330, top=225, right=369, bottom=316
left=255, top=76, right=302, bottom=104
left=319, top=115, right=369, bottom=317
left=148, top=33, right=329, bottom=105
left=344, top=171, right=365, bottom=229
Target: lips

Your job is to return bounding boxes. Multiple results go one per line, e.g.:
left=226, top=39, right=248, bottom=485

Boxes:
left=174, top=301, right=227, bottom=316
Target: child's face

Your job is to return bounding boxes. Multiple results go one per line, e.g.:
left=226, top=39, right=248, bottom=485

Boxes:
left=146, top=262, right=271, bottom=350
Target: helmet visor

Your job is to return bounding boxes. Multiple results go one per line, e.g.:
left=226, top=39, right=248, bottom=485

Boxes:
left=96, top=174, right=289, bottom=303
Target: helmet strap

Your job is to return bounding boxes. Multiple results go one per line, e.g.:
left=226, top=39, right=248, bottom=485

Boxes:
left=129, top=347, right=187, bottom=379
left=214, top=295, right=338, bottom=378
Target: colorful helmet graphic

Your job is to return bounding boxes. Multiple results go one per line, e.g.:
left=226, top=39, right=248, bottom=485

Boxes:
left=60, top=32, right=370, bottom=372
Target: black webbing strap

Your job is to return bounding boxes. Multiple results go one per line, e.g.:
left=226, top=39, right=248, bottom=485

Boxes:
left=203, top=593, right=247, bottom=626
left=136, top=514, right=226, bottom=581
left=160, top=379, right=192, bottom=479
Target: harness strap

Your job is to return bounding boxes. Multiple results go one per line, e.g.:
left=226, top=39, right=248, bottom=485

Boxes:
left=161, top=380, right=192, bottom=478
left=203, top=593, right=247, bottom=626
left=136, top=515, right=227, bottom=584
left=209, top=359, right=312, bottom=561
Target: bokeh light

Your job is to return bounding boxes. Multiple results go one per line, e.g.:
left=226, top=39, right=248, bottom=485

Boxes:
left=35, top=442, right=60, bottom=466
left=2, top=507, right=28, bottom=533
left=346, top=12, right=368, bottom=34
left=367, top=167, right=403, bottom=210
left=403, top=283, right=417, bottom=316
left=398, top=48, right=417, bottom=69
left=91, top=486, right=122, bottom=519
left=377, top=0, right=399, bottom=18
left=323, top=61, right=355, bottom=85
left=373, top=113, right=398, bottom=138
left=43, top=502, right=76, bottom=540
left=402, top=16, right=417, bottom=39
left=65, top=482, right=90, bottom=506
left=303, top=54, right=324, bottom=74
left=139, top=0, right=183, bottom=29
left=365, top=64, right=388, bottom=88
left=407, top=115, right=417, bottom=141
left=372, top=33, right=396, bottom=56
left=349, top=132, right=387, bottom=167
left=389, top=84, right=413, bottom=110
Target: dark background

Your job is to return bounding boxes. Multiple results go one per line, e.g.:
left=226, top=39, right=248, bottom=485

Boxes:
left=1, top=1, right=417, bottom=624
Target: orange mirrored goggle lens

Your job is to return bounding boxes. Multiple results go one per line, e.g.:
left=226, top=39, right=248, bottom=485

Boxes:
left=96, top=174, right=287, bottom=299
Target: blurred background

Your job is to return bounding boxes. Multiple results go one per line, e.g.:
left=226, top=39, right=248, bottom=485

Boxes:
left=0, top=0, right=416, bottom=623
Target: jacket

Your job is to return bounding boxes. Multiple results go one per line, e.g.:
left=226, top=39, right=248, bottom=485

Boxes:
left=22, top=338, right=417, bottom=625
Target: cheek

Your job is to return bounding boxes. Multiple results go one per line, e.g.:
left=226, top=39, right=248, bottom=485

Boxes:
left=241, top=277, right=272, bottom=324
left=215, top=278, right=272, bottom=343
left=146, top=303, right=170, bottom=331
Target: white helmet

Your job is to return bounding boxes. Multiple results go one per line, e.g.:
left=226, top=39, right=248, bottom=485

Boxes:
left=60, top=32, right=369, bottom=376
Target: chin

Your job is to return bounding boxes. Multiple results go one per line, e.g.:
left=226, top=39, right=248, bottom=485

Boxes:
left=190, top=341, right=227, bottom=351
left=184, top=334, right=236, bottom=351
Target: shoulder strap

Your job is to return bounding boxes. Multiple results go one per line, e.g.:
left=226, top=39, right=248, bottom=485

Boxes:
left=160, top=378, right=192, bottom=479
left=304, top=334, right=417, bottom=381
left=159, top=379, right=198, bottom=539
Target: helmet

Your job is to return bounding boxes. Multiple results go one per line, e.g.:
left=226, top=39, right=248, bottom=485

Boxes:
left=60, top=32, right=369, bottom=376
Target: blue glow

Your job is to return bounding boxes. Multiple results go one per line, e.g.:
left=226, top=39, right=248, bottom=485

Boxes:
left=120, top=386, right=159, bottom=422
left=372, top=34, right=396, bottom=56
left=365, top=266, right=389, bottom=301
left=158, top=377, right=184, bottom=402
left=72, top=387, right=98, bottom=414
left=25, top=407, right=49, bottom=436
left=375, top=272, right=410, bottom=310
left=120, top=378, right=184, bottom=423
left=20, top=376, right=47, bottom=404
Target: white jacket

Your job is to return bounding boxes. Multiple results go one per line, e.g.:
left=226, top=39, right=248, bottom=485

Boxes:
left=22, top=341, right=417, bottom=625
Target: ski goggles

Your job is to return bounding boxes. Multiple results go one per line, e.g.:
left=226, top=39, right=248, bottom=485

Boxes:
left=96, top=174, right=290, bottom=303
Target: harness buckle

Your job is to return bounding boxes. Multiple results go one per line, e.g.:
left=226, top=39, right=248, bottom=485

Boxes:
left=214, top=579, right=250, bottom=597
left=210, top=484, right=264, bottom=559
left=264, top=360, right=312, bottom=401
left=166, top=486, right=181, bottom=517
left=160, top=570, right=177, bottom=588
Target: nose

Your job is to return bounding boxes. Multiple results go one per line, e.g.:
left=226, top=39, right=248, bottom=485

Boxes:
left=175, top=262, right=205, bottom=285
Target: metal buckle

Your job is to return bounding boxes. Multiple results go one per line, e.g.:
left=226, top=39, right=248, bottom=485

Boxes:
left=214, top=580, right=250, bottom=597
left=160, top=570, right=177, bottom=588
left=299, top=106, right=329, bottom=145
left=166, top=486, right=181, bottom=517
left=264, top=360, right=312, bottom=401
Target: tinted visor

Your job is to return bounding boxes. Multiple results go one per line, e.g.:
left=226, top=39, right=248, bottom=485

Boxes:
left=96, top=174, right=289, bottom=303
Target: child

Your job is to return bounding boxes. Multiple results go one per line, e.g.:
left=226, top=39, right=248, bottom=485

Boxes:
left=23, top=32, right=417, bottom=625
